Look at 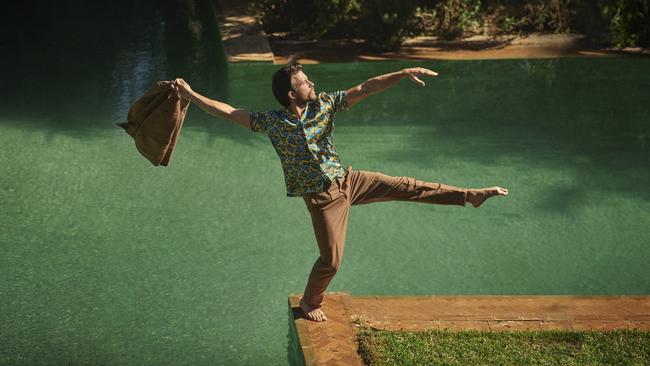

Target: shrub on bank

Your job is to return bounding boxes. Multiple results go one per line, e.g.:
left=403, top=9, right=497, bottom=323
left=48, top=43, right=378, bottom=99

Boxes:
left=606, top=0, right=650, bottom=47
left=250, top=0, right=650, bottom=49
left=250, top=0, right=416, bottom=49
left=250, top=0, right=360, bottom=39
left=357, top=0, right=417, bottom=49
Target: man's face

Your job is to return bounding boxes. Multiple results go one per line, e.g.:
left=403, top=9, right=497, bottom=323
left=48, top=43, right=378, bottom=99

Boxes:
left=289, top=71, right=316, bottom=105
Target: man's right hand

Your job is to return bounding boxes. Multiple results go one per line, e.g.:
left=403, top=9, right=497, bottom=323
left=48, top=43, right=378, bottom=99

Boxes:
left=171, top=78, right=193, bottom=99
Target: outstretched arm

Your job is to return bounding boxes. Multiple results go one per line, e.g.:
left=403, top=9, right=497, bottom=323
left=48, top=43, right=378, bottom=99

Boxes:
left=345, top=67, right=438, bottom=108
left=171, top=78, right=251, bottom=130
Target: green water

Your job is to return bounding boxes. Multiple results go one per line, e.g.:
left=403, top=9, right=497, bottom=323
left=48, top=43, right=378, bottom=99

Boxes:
left=1, top=1, right=649, bottom=365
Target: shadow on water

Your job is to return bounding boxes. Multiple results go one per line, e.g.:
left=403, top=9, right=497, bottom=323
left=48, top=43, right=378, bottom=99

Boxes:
left=287, top=305, right=307, bottom=366
left=324, top=58, right=650, bottom=206
left=0, top=0, right=230, bottom=137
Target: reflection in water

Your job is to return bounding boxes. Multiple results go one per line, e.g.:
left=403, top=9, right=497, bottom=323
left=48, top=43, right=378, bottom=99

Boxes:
left=1, top=0, right=227, bottom=134
left=518, top=59, right=557, bottom=86
left=111, top=21, right=168, bottom=122
left=286, top=306, right=306, bottom=366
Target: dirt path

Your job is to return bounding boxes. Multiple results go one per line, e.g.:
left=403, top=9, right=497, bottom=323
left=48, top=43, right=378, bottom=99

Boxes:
left=271, top=33, right=650, bottom=64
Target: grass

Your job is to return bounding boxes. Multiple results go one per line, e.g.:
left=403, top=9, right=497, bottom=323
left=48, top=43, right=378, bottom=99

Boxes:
left=357, top=327, right=650, bottom=366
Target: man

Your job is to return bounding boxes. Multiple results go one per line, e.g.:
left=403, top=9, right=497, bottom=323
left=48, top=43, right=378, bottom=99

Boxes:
left=171, top=63, right=508, bottom=322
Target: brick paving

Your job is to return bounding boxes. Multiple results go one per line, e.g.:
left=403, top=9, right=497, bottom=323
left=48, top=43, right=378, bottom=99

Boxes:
left=289, top=293, right=650, bottom=366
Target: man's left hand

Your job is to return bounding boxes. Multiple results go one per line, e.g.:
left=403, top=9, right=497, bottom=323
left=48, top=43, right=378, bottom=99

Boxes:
left=403, top=67, right=439, bottom=87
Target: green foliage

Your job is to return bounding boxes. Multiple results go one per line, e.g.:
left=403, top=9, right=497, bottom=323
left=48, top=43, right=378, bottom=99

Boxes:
left=525, top=0, right=572, bottom=33
left=251, top=0, right=360, bottom=39
left=492, top=0, right=573, bottom=34
left=356, top=0, right=417, bottom=50
left=250, top=0, right=650, bottom=48
left=502, top=15, right=520, bottom=33
left=608, top=0, right=650, bottom=47
left=435, top=0, right=483, bottom=39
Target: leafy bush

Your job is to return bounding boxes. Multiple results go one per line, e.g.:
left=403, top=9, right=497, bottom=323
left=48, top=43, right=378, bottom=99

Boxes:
left=491, top=0, right=573, bottom=34
left=251, top=0, right=360, bottom=39
left=525, top=0, right=572, bottom=33
left=607, top=0, right=650, bottom=47
left=356, top=0, right=416, bottom=50
left=435, top=0, right=483, bottom=39
left=570, top=0, right=649, bottom=47
left=250, top=0, right=650, bottom=49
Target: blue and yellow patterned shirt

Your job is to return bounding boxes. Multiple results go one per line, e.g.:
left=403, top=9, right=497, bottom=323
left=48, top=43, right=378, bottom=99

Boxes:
left=249, top=90, right=349, bottom=197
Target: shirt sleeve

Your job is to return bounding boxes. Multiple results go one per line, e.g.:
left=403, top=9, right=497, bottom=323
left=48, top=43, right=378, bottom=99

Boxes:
left=323, top=90, right=349, bottom=113
left=248, top=111, right=270, bottom=133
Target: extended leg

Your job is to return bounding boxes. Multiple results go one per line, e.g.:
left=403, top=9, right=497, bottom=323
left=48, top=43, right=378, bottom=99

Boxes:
left=347, top=171, right=467, bottom=206
left=345, top=170, right=507, bottom=207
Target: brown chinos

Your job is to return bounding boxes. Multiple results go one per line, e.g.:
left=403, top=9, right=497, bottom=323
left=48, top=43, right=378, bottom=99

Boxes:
left=301, top=165, right=468, bottom=308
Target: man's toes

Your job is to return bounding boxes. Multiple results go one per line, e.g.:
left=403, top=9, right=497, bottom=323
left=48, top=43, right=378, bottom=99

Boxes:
left=310, top=309, right=327, bottom=322
left=310, top=311, right=317, bottom=320
left=318, top=311, right=328, bottom=322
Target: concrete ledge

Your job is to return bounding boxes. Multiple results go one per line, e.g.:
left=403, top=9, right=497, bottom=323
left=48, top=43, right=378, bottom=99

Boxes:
left=289, top=293, right=650, bottom=366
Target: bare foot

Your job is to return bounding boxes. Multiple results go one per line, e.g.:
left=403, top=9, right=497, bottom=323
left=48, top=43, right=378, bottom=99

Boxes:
left=466, top=187, right=508, bottom=208
left=299, top=298, right=327, bottom=322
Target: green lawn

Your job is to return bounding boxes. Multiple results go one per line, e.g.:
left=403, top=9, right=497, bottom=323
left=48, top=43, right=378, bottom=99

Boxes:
left=357, top=328, right=650, bottom=366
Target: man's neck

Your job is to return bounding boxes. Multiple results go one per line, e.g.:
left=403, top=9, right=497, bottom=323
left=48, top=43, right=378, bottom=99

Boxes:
left=288, top=102, right=307, bottom=118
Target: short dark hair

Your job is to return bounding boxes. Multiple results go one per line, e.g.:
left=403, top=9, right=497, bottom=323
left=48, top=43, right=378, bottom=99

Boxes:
left=272, top=62, right=303, bottom=108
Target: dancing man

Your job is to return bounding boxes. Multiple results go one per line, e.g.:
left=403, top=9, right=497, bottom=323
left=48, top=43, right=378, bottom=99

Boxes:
left=171, top=63, right=508, bottom=322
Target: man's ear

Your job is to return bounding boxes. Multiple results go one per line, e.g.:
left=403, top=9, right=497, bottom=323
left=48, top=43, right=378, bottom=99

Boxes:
left=287, top=90, right=296, bottom=104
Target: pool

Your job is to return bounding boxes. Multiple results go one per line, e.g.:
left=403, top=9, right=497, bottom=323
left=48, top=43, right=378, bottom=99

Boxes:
left=1, top=1, right=649, bottom=365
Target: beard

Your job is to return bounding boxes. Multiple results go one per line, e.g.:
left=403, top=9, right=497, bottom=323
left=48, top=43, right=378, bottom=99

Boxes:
left=296, top=89, right=317, bottom=107
left=303, top=89, right=316, bottom=102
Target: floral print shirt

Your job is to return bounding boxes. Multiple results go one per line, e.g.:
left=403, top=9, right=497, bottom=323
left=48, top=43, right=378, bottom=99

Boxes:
left=249, top=90, right=349, bottom=197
